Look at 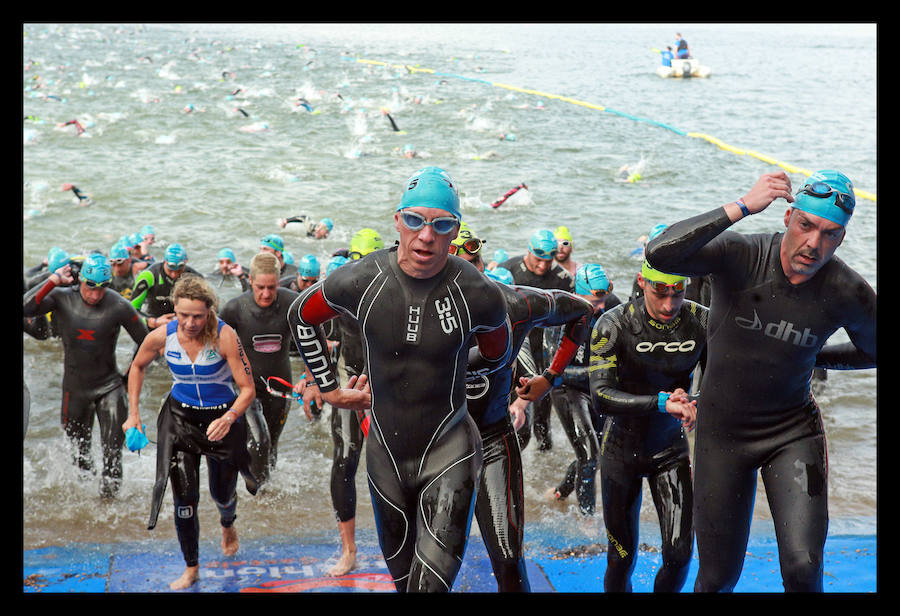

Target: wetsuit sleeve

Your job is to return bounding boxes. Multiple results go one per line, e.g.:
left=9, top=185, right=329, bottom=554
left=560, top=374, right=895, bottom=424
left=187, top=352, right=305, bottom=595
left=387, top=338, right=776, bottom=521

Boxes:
left=118, top=297, right=150, bottom=346
left=534, top=289, right=593, bottom=374
left=589, top=309, right=659, bottom=415
left=287, top=280, right=342, bottom=392
left=815, top=273, right=876, bottom=369
left=130, top=268, right=154, bottom=311
left=470, top=279, right=513, bottom=370
left=23, top=277, right=60, bottom=317
left=645, top=206, right=739, bottom=278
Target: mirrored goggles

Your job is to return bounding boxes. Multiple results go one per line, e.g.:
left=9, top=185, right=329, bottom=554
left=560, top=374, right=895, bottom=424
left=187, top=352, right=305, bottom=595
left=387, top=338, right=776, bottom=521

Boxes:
left=449, top=237, right=484, bottom=256
left=644, top=278, right=686, bottom=294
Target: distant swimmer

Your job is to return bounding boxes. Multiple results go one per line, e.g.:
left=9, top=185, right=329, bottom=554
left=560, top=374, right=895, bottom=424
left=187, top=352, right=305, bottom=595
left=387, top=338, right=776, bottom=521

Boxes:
left=382, top=108, right=402, bottom=132
left=58, top=119, right=84, bottom=135
left=295, top=98, right=314, bottom=112
left=124, top=275, right=260, bottom=591
left=278, top=215, right=333, bottom=239
left=61, top=183, right=93, bottom=206
left=23, top=254, right=149, bottom=498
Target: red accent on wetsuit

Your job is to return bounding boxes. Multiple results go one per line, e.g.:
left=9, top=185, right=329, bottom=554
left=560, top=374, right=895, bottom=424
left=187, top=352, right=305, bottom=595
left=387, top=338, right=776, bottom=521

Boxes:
left=34, top=278, right=57, bottom=306
left=475, top=325, right=510, bottom=361
left=549, top=334, right=579, bottom=375
left=300, top=288, right=340, bottom=326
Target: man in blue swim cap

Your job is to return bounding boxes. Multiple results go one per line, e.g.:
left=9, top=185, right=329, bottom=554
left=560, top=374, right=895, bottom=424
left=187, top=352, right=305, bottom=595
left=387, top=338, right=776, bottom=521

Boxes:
left=645, top=169, right=875, bottom=592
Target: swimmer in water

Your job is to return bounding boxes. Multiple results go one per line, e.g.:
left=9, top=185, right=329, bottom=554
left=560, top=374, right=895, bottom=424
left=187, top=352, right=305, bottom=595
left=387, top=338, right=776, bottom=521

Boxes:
left=130, top=243, right=201, bottom=328
left=277, top=215, right=333, bottom=239
left=124, top=274, right=261, bottom=591
left=646, top=170, right=876, bottom=592
left=61, top=182, right=93, bottom=206
left=288, top=166, right=510, bottom=591
left=23, top=254, right=149, bottom=498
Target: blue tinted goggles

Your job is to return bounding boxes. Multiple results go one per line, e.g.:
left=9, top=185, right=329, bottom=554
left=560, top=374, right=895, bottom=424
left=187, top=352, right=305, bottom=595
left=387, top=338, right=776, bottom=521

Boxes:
left=399, top=210, right=459, bottom=235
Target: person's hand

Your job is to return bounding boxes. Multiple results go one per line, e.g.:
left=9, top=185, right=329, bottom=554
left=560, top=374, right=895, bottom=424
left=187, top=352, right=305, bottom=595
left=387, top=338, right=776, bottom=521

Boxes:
left=122, top=415, right=142, bottom=434
left=278, top=218, right=287, bottom=229
left=294, top=378, right=322, bottom=421
left=741, top=171, right=795, bottom=214
left=508, top=397, right=529, bottom=431
left=206, top=410, right=237, bottom=441
left=51, top=264, right=74, bottom=285
left=515, top=374, right=553, bottom=402
left=663, top=390, right=697, bottom=431
left=154, top=313, right=176, bottom=328
left=229, top=263, right=243, bottom=277
left=322, top=374, right=372, bottom=410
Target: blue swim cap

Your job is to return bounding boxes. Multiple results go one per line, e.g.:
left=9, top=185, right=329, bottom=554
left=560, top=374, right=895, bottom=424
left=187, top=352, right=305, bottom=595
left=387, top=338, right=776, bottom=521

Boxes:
left=261, top=233, right=285, bottom=253
left=164, top=243, right=187, bottom=268
left=283, top=250, right=295, bottom=265
left=109, top=242, right=129, bottom=261
left=80, top=253, right=112, bottom=285
left=575, top=263, right=611, bottom=295
left=326, top=255, right=349, bottom=276
left=320, top=218, right=334, bottom=232
left=125, top=425, right=149, bottom=452
left=397, top=166, right=461, bottom=220
left=648, top=223, right=668, bottom=240
left=793, top=169, right=855, bottom=227
left=140, top=224, right=155, bottom=237
left=298, top=254, right=320, bottom=278
left=493, top=248, right=509, bottom=264
left=48, top=249, right=71, bottom=273
left=528, top=229, right=558, bottom=260
left=217, top=248, right=236, bottom=262
left=128, top=232, right=143, bottom=247
left=486, top=266, right=514, bottom=285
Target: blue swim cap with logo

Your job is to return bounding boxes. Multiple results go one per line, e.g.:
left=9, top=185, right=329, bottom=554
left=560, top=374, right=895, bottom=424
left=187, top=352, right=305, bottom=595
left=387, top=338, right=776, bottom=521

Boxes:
left=261, top=233, right=285, bottom=253
left=486, top=266, right=514, bottom=285
left=792, top=170, right=855, bottom=227
left=298, top=254, right=320, bottom=278
left=397, top=166, right=461, bottom=220
left=49, top=249, right=71, bottom=273
left=165, top=243, right=187, bottom=268
left=528, top=229, right=558, bottom=260
left=80, top=253, right=112, bottom=284
left=575, top=263, right=611, bottom=295
left=217, top=248, right=236, bottom=262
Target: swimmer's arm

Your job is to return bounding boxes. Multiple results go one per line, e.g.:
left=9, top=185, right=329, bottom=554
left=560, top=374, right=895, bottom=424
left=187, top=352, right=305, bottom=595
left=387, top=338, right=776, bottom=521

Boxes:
left=208, top=327, right=256, bottom=441
left=288, top=284, right=342, bottom=392
left=129, top=269, right=153, bottom=312
left=120, top=302, right=150, bottom=346
left=123, top=325, right=166, bottom=434
left=22, top=268, right=71, bottom=315
left=816, top=278, right=876, bottom=370
left=588, top=317, right=658, bottom=416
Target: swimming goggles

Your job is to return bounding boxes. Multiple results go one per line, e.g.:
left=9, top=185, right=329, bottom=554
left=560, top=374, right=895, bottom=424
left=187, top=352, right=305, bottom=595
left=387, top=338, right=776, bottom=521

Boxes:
left=797, top=181, right=855, bottom=215
left=399, top=211, right=459, bottom=235
left=82, top=279, right=110, bottom=289
left=449, top=237, right=484, bottom=256
left=348, top=251, right=363, bottom=260
left=111, top=258, right=129, bottom=265
left=528, top=246, right=557, bottom=260
left=262, top=375, right=304, bottom=402
left=166, top=261, right=186, bottom=270
left=644, top=278, right=686, bottom=294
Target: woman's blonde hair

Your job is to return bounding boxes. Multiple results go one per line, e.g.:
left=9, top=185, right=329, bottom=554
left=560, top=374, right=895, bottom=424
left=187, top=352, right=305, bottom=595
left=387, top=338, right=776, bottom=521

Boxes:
left=249, top=251, right=280, bottom=279
left=171, top=274, right=220, bottom=349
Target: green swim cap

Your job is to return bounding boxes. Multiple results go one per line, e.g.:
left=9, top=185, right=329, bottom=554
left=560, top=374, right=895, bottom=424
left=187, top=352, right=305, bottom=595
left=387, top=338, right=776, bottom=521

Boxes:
left=641, top=260, right=685, bottom=285
left=349, top=228, right=383, bottom=259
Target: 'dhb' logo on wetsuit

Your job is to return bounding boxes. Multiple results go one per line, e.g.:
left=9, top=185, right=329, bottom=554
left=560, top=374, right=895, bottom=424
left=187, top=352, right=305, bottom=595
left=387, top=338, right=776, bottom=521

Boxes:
left=735, top=310, right=819, bottom=348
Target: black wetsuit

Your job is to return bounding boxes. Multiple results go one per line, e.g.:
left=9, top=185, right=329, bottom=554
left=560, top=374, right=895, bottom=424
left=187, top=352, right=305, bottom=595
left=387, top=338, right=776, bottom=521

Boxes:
left=589, top=297, right=708, bottom=592
left=130, top=261, right=203, bottom=318
left=500, top=255, right=575, bottom=451
left=288, top=247, right=510, bottom=592
left=23, top=281, right=148, bottom=496
left=466, top=284, right=592, bottom=591
left=208, top=268, right=250, bottom=304
left=220, top=288, right=300, bottom=480
left=542, top=293, right=622, bottom=516
left=646, top=207, right=876, bottom=592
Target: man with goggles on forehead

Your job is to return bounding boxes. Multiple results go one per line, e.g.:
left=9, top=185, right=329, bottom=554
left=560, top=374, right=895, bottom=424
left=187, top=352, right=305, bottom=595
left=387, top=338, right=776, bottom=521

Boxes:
left=500, top=230, right=575, bottom=452
left=131, top=243, right=202, bottom=330
left=645, top=170, right=876, bottom=592
left=288, top=166, right=510, bottom=592
left=24, top=253, right=150, bottom=498
left=588, top=260, right=705, bottom=592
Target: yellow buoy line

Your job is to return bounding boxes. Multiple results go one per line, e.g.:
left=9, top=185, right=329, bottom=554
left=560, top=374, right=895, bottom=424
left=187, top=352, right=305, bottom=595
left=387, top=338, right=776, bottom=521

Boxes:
left=354, top=58, right=875, bottom=203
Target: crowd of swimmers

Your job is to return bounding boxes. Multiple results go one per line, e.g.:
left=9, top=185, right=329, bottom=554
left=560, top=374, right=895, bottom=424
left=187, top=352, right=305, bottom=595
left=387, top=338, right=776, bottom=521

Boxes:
left=23, top=165, right=875, bottom=593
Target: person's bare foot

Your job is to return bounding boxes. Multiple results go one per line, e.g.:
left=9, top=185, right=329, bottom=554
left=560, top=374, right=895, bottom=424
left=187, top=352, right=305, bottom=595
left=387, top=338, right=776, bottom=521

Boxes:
left=222, top=525, right=239, bottom=557
left=545, top=486, right=565, bottom=502
left=169, top=566, right=199, bottom=590
left=327, top=549, right=358, bottom=577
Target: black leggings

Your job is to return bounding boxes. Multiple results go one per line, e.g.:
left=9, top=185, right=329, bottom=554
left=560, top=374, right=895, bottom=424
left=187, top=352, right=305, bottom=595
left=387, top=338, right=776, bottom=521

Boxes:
left=330, top=406, right=365, bottom=522
left=551, top=387, right=599, bottom=515
left=367, top=413, right=482, bottom=592
left=474, top=416, right=529, bottom=591
left=61, top=384, right=127, bottom=497
left=693, top=404, right=828, bottom=592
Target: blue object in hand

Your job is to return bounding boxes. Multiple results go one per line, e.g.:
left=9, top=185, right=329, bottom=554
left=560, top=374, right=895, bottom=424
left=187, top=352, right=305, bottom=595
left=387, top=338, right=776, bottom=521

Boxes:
left=126, top=425, right=149, bottom=452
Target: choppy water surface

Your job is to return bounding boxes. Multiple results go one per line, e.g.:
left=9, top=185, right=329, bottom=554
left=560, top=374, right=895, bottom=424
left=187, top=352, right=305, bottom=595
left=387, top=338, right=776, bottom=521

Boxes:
left=23, top=23, right=876, bottom=550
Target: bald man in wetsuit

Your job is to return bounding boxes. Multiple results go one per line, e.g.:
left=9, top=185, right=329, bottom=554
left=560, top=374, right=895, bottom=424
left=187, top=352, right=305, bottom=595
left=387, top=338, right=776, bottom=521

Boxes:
left=23, top=254, right=149, bottom=497
left=646, top=170, right=876, bottom=592
left=288, top=167, right=511, bottom=592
